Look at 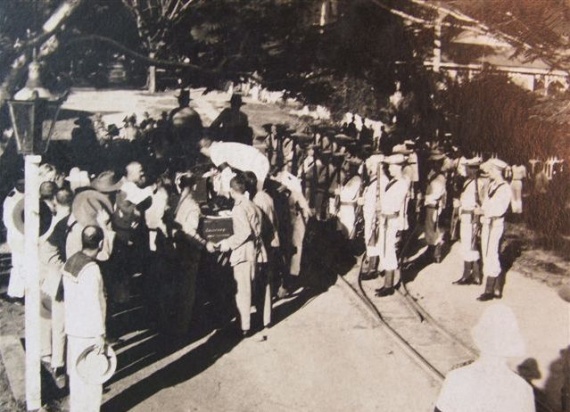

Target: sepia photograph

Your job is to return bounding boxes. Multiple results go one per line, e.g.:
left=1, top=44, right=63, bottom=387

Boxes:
left=0, top=1, right=569, bottom=411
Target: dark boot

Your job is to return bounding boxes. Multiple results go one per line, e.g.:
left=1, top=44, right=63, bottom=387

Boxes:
left=471, top=260, right=482, bottom=285
left=453, top=262, right=472, bottom=285
left=433, top=243, right=443, bottom=263
left=477, top=277, right=496, bottom=301
left=494, top=273, right=505, bottom=299
left=360, top=256, right=379, bottom=280
left=375, top=270, right=395, bottom=297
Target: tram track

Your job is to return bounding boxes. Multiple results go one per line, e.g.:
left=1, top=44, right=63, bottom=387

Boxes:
left=335, top=228, right=555, bottom=412
left=339, top=259, right=476, bottom=383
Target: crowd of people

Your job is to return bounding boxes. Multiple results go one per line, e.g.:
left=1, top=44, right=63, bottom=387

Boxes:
left=0, top=89, right=561, bottom=411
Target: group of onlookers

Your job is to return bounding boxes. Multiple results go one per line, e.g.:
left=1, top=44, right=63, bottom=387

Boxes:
left=0, top=87, right=566, bottom=411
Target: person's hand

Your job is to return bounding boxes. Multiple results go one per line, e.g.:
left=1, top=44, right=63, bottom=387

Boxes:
left=96, top=210, right=111, bottom=230
left=94, top=335, right=106, bottom=354
left=205, top=241, right=216, bottom=253
left=474, top=206, right=483, bottom=215
left=218, top=242, right=230, bottom=253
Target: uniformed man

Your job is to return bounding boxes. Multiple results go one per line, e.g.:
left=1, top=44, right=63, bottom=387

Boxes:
left=2, top=179, right=25, bottom=302
left=272, top=167, right=313, bottom=297
left=360, top=153, right=387, bottom=280
left=453, top=157, right=484, bottom=285
left=477, top=158, right=512, bottom=301
left=63, top=226, right=107, bottom=412
left=374, top=154, right=410, bottom=297
left=424, top=150, right=447, bottom=263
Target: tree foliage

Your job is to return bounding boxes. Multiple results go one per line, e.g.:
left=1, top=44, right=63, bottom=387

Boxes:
left=441, top=73, right=569, bottom=162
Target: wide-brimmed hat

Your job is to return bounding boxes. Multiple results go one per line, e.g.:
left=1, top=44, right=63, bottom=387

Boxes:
left=91, top=171, right=123, bottom=193
left=12, top=198, right=53, bottom=237
left=292, top=133, right=313, bottom=144
left=229, top=93, right=245, bottom=106
left=72, top=189, right=114, bottom=227
left=74, top=116, right=92, bottom=127
left=471, top=303, right=525, bottom=358
left=76, top=345, right=117, bottom=385
left=261, top=123, right=273, bottom=132
left=275, top=124, right=295, bottom=135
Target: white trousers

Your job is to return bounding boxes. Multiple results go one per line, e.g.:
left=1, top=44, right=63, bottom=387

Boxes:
left=233, top=261, right=255, bottom=331
left=460, top=214, right=481, bottom=262
left=510, top=180, right=523, bottom=214
left=378, top=217, right=399, bottom=272
left=7, top=251, right=25, bottom=298
left=481, top=219, right=504, bottom=278
left=67, top=335, right=102, bottom=412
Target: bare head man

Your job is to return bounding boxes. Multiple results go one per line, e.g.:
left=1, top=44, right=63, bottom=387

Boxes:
left=126, top=161, right=146, bottom=187
left=228, top=174, right=247, bottom=200
left=199, top=136, right=213, bottom=158
left=81, top=225, right=104, bottom=253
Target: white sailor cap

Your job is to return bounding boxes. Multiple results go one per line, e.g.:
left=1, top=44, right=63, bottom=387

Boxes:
left=487, top=158, right=509, bottom=170
left=382, top=154, right=407, bottom=165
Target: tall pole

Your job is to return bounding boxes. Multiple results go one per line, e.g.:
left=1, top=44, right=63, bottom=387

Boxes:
left=24, top=154, right=42, bottom=411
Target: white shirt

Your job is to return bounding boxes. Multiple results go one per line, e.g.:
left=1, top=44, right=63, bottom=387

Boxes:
left=209, top=142, right=270, bottom=185
left=482, top=180, right=511, bottom=218
left=63, top=259, right=106, bottom=338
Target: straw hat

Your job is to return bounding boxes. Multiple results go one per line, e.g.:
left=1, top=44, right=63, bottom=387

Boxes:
left=12, top=198, right=53, bottom=237
left=91, top=171, right=123, bottom=193
left=76, top=345, right=117, bottom=385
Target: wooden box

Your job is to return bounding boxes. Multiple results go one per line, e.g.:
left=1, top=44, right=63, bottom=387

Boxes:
left=200, top=216, right=233, bottom=243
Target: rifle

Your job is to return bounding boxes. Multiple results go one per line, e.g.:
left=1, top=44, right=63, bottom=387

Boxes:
left=471, top=176, right=482, bottom=251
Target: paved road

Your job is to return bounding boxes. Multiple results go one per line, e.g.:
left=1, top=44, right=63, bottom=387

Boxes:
left=101, top=282, right=440, bottom=412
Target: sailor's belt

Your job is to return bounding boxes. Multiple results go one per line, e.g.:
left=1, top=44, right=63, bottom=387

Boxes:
left=460, top=210, right=475, bottom=215
left=482, top=216, right=505, bottom=224
left=381, top=212, right=399, bottom=219
left=340, top=200, right=357, bottom=206
left=426, top=204, right=439, bottom=209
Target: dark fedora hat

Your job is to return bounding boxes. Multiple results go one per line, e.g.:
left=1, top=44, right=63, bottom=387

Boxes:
left=12, top=198, right=53, bottom=237
left=74, top=115, right=92, bottom=126
left=229, top=93, right=245, bottom=106
left=91, top=171, right=123, bottom=193
left=107, top=124, right=120, bottom=137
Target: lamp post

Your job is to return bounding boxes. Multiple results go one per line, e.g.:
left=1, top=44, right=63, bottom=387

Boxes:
left=7, top=59, right=63, bottom=411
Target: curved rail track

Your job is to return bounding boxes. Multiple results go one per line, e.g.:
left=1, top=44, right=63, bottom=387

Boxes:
left=336, top=224, right=555, bottom=412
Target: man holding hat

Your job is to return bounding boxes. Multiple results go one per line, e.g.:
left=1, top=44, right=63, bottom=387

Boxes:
left=424, top=150, right=447, bottom=263
left=63, top=225, right=108, bottom=412
left=374, top=154, right=410, bottom=296
left=209, top=93, right=252, bottom=145
left=453, top=157, right=485, bottom=285
left=477, top=158, right=512, bottom=301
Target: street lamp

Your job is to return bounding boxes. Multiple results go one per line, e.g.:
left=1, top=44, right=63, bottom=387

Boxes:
left=7, top=59, right=64, bottom=411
